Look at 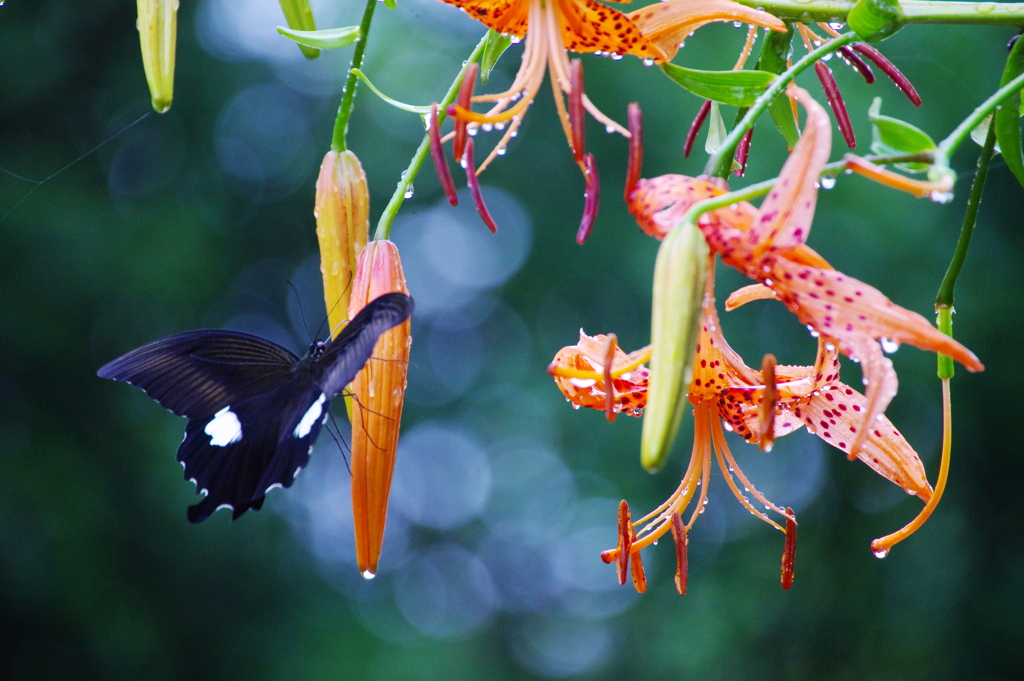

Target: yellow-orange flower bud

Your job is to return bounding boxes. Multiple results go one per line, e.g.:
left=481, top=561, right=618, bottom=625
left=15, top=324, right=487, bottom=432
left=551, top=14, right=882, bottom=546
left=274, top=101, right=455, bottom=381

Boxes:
left=347, top=240, right=411, bottom=578
left=316, top=150, right=369, bottom=336
left=136, top=0, right=178, bottom=113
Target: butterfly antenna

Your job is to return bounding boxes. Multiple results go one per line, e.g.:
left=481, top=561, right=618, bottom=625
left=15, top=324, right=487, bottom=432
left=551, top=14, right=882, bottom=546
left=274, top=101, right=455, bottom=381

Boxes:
left=346, top=389, right=393, bottom=453
left=326, top=410, right=352, bottom=475
left=317, top=272, right=355, bottom=340
left=287, top=280, right=314, bottom=343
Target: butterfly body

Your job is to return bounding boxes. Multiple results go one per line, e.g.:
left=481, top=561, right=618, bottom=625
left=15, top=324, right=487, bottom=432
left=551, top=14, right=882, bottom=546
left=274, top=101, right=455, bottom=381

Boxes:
left=98, top=292, right=414, bottom=523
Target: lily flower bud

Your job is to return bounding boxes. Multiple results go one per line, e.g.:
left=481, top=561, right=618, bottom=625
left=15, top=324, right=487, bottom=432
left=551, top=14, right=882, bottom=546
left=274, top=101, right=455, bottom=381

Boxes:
left=277, top=0, right=320, bottom=59
left=136, top=0, right=178, bottom=113
left=315, top=150, right=369, bottom=335
left=640, top=220, right=709, bottom=472
left=347, top=240, right=412, bottom=578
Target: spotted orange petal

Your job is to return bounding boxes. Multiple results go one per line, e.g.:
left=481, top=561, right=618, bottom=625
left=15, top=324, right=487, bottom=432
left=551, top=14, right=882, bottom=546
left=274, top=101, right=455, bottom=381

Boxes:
left=438, top=0, right=531, bottom=38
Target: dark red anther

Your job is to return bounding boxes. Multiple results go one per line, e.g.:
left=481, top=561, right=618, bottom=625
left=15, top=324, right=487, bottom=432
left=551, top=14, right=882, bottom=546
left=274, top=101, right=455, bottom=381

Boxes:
left=851, top=43, right=921, bottom=106
left=781, top=508, right=797, bottom=590
left=452, top=62, right=479, bottom=164
left=615, top=500, right=632, bottom=585
left=576, top=153, right=599, bottom=244
left=684, top=99, right=712, bottom=158
left=838, top=46, right=874, bottom=84
left=570, top=59, right=585, bottom=163
left=428, top=103, right=459, bottom=207
left=624, top=102, right=643, bottom=202
left=815, top=61, right=856, bottom=149
left=670, top=513, right=689, bottom=596
left=464, top=138, right=497, bottom=233
left=602, top=333, right=618, bottom=423
left=734, top=128, right=753, bottom=178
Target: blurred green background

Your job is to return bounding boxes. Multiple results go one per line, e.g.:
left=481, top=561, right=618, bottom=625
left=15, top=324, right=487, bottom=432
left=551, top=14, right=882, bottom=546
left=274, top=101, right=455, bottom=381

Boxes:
left=2, top=0, right=1022, bottom=678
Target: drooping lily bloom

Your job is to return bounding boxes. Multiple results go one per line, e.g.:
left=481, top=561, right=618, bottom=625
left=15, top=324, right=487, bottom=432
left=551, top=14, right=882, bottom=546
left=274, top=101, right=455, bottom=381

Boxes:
left=553, top=268, right=936, bottom=591
left=434, top=0, right=784, bottom=237
left=628, top=86, right=983, bottom=458
left=549, top=331, right=650, bottom=419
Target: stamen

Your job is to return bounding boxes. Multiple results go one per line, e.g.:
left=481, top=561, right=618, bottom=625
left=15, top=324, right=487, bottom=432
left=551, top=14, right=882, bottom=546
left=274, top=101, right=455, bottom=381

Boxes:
left=838, top=45, right=875, bottom=84
left=711, top=415, right=786, bottom=530
left=851, top=43, right=922, bottom=106
left=869, top=379, right=953, bottom=557
left=814, top=61, right=856, bottom=148
left=781, top=507, right=797, bottom=590
left=602, top=333, right=618, bottom=422
left=453, top=63, right=479, bottom=164
left=570, top=59, right=585, bottom=163
left=428, top=104, right=458, bottom=207
left=631, top=540, right=648, bottom=593
left=625, top=103, right=643, bottom=202
left=684, top=100, right=712, bottom=158
left=844, top=154, right=952, bottom=199
left=464, top=138, right=498, bottom=233
left=576, top=153, right=600, bottom=244
left=759, top=353, right=777, bottom=452
left=733, top=25, right=759, bottom=70
left=670, top=513, right=689, bottom=595
left=615, top=499, right=632, bottom=585
left=734, top=128, right=753, bottom=177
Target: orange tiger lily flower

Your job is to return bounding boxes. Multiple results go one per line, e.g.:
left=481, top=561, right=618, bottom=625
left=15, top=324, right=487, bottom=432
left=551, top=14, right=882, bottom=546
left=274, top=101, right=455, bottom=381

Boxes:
left=628, top=86, right=982, bottom=458
left=434, top=0, right=784, bottom=238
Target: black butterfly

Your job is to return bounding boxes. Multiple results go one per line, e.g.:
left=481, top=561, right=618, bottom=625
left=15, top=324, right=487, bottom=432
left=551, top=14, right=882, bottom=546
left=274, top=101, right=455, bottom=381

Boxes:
left=98, top=292, right=414, bottom=523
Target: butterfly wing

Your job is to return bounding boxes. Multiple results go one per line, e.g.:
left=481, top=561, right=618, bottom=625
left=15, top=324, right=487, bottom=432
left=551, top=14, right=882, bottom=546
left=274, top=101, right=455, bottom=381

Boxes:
left=177, top=378, right=328, bottom=523
left=97, top=330, right=300, bottom=419
left=318, top=292, right=415, bottom=398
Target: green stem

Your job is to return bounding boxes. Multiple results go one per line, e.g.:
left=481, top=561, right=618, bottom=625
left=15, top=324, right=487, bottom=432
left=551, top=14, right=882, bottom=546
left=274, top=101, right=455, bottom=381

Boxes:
left=934, top=119, right=995, bottom=378
left=732, top=0, right=1024, bottom=26
left=374, top=33, right=490, bottom=241
left=331, top=0, right=378, bottom=152
left=935, top=69, right=1024, bottom=168
left=705, top=31, right=858, bottom=178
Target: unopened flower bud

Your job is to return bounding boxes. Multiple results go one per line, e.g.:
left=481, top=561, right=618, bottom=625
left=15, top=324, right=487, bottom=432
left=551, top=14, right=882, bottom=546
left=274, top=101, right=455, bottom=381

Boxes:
left=347, top=240, right=412, bottom=578
left=137, top=0, right=178, bottom=113
left=316, top=150, right=369, bottom=335
left=277, top=0, right=320, bottom=59
left=641, top=219, right=709, bottom=472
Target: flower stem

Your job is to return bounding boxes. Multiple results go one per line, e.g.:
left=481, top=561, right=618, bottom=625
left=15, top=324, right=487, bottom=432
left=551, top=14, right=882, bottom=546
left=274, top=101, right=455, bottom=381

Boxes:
left=374, top=33, right=490, bottom=241
left=331, top=0, right=378, bottom=153
left=934, top=121, right=995, bottom=379
left=731, top=0, right=1024, bottom=26
left=705, top=31, right=857, bottom=179
left=934, top=69, right=1024, bottom=169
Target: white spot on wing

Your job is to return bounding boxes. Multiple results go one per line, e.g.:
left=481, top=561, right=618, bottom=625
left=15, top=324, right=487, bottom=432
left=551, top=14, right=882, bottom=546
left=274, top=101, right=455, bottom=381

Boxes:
left=265, top=482, right=283, bottom=493
left=205, top=406, right=243, bottom=446
left=294, top=393, right=326, bottom=438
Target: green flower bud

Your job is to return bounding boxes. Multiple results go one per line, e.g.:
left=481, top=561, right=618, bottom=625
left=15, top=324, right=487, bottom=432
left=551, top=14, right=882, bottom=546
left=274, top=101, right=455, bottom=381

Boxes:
left=278, top=0, right=320, bottom=60
left=848, top=0, right=906, bottom=43
left=641, top=219, right=709, bottom=472
left=137, top=0, right=178, bottom=113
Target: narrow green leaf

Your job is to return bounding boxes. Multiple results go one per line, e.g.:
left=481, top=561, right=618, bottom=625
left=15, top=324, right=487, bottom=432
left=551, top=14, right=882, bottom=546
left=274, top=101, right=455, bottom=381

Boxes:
left=480, top=30, right=513, bottom=83
left=996, top=33, right=1024, bottom=190
left=756, top=26, right=800, bottom=148
left=867, top=97, right=935, bottom=171
left=350, top=69, right=432, bottom=114
left=276, top=25, right=360, bottom=50
left=660, top=63, right=775, bottom=107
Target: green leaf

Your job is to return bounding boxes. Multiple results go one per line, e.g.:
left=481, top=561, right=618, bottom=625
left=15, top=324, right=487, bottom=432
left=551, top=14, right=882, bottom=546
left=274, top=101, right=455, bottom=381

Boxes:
left=867, top=97, right=935, bottom=171
left=659, top=63, right=776, bottom=107
left=276, top=25, right=360, bottom=50
left=970, top=114, right=1003, bottom=155
left=277, top=0, right=320, bottom=59
left=350, top=69, right=432, bottom=115
left=996, top=32, right=1024, bottom=190
left=705, top=102, right=728, bottom=154
left=847, top=0, right=906, bottom=42
left=480, top=30, right=513, bottom=83
left=755, top=25, right=800, bottom=148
